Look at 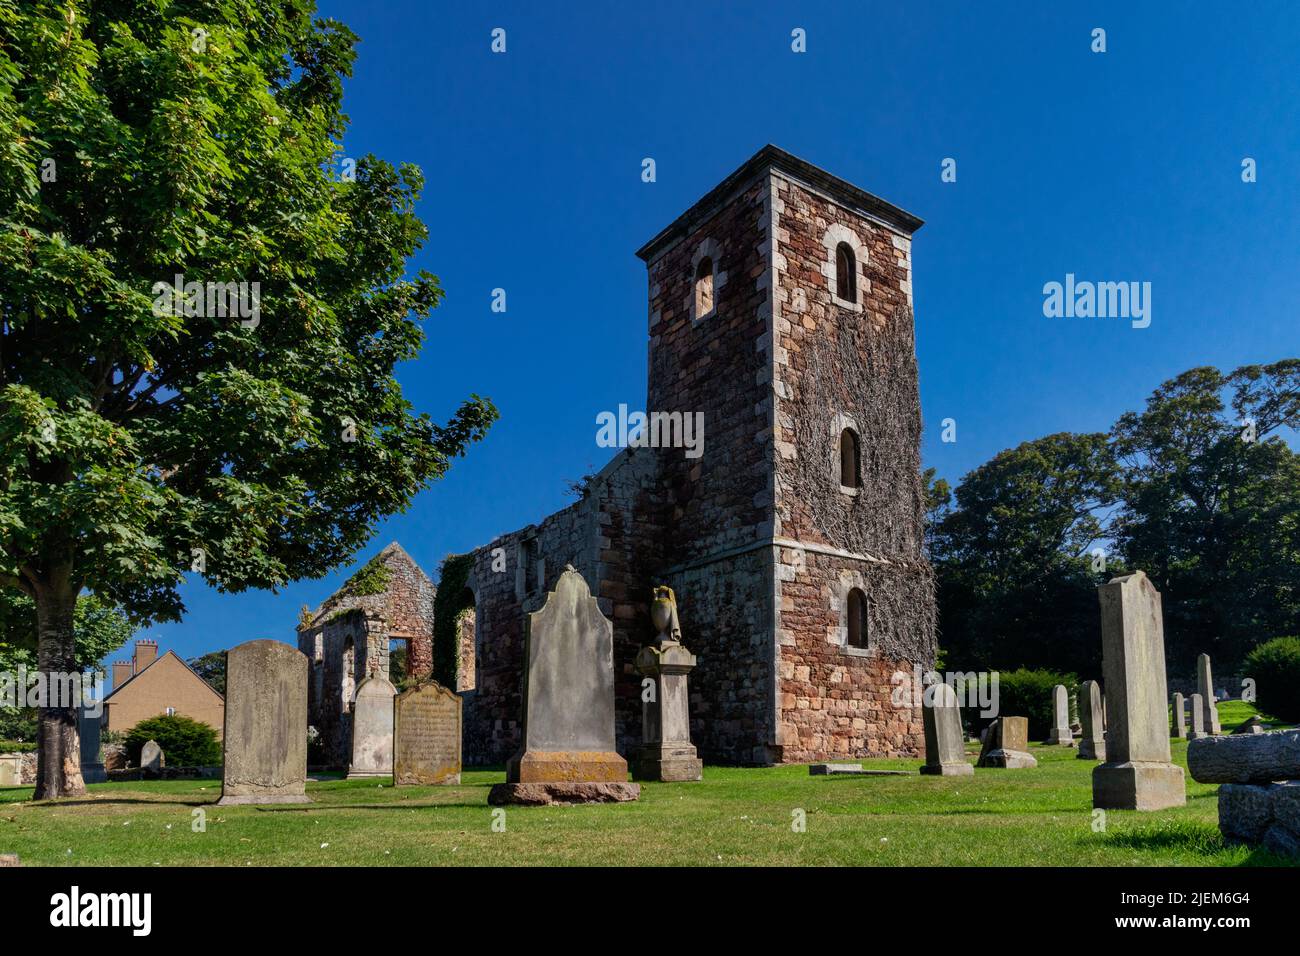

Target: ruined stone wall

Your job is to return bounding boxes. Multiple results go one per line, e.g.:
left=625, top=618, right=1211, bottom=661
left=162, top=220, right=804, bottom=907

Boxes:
left=461, top=447, right=665, bottom=765
left=299, top=609, right=389, bottom=768
left=768, top=172, right=935, bottom=761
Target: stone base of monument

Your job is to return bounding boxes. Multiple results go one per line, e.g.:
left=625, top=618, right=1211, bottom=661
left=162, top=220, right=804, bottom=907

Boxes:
left=488, top=782, right=642, bottom=806
left=1077, top=740, right=1106, bottom=761
left=345, top=769, right=392, bottom=780
left=216, top=793, right=313, bottom=806
left=920, top=761, right=974, bottom=776
left=978, top=748, right=1037, bottom=769
left=1188, top=731, right=1212, bottom=740
left=508, top=750, right=629, bottom=783
left=1092, top=761, right=1185, bottom=810
left=82, top=764, right=107, bottom=784
left=1046, top=731, right=1075, bottom=747
left=635, top=744, right=702, bottom=782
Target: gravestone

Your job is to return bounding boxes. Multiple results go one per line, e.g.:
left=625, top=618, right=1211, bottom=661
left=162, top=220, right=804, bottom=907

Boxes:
left=140, top=740, right=164, bottom=777
left=489, top=566, right=639, bottom=805
left=1092, top=571, right=1185, bottom=810
left=1172, top=691, right=1187, bottom=739
left=921, top=682, right=973, bottom=776
left=976, top=716, right=1037, bottom=768
left=1233, top=716, right=1265, bottom=736
left=1196, top=653, right=1222, bottom=735
left=393, top=681, right=462, bottom=785
left=0, top=755, right=19, bottom=787
left=633, top=585, right=702, bottom=782
left=1077, top=680, right=1106, bottom=761
left=1188, top=694, right=1209, bottom=739
left=78, top=707, right=106, bottom=784
left=217, top=639, right=311, bottom=806
left=1047, top=684, right=1073, bottom=746
left=347, top=675, right=397, bottom=779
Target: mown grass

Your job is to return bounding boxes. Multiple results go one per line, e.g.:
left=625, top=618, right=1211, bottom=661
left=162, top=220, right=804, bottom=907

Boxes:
left=0, top=705, right=1294, bottom=867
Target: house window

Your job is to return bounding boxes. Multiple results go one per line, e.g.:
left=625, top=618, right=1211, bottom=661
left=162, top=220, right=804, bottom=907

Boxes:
left=165, top=707, right=176, bottom=716
left=694, top=257, right=715, bottom=318
left=839, top=427, right=861, bottom=489
left=846, top=588, right=869, bottom=649
left=836, top=242, right=856, bottom=302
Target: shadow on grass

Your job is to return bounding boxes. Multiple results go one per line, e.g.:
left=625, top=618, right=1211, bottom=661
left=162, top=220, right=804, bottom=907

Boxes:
left=1104, top=821, right=1299, bottom=866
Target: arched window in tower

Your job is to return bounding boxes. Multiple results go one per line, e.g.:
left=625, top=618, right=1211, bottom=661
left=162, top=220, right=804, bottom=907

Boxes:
left=835, top=242, right=856, bottom=302
left=846, top=588, right=869, bottom=649
left=839, top=427, right=861, bottom=489
left=695, top=256, right=715, bottom=318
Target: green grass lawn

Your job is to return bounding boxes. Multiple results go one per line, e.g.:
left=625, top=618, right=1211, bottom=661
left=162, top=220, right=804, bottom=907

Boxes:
left=1, top=704, right=1295, bottom=867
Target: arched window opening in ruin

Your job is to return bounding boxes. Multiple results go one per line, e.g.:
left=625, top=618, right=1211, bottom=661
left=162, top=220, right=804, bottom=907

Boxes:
left=839, top=427, right=861, bottom=489
left=341, top=636, right=355, bottom=712
left=835, top=242, right=856, bottom=302
left=847, top=588, right=869, bottom=649
left=695, top=256, right=715, bottom=318
left=457, top=587, right=477, bottom=692
left=389, top=638, right=408, bottom=689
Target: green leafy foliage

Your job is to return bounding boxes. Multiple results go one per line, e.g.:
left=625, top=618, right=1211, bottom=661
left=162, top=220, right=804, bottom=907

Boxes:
left=124, top=713, right=220, bottom=767
left=186, top=650, right=226, bottom=695
left=432, top=552, right=473, bottom=689
left=1243, top=637, right=1300, bottom=723
left=0, top=2, right=496, bottom=795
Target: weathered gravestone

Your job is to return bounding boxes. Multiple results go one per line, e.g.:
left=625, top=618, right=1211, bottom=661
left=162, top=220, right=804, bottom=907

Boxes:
left=1077, top=680, right=1106, bottom=761
left=0, top=755, right=19, bottom=787
left=1172, top=691, right=1187, bottom=739
left=140, top=740, right=164, bottom=777
left=1196, top=653, right=1222, bottom=735
left=921, top=682, right=973, bottom=776
left=1187, top=730, right=1300, bottom=860
left=1188, top=694, right=1209, bottom=740
left=1233, top=716, right=1265, bottom=735
left=1092, top=571, right=1185, bottom=810
left=633, top=585, right=702, bottom=782
left=217, top=639, right=311, bottom=805
left=78, top=707, right=106, bottom=784
left=1047, top=684, right=1073, bottom=746
left=976, top=716, right=1037, bottom=769
left=347, top=675, right=397, bottom=779
left=393, top=681, right=461, bottom=785
left=489, top=567, right=640, bottom=805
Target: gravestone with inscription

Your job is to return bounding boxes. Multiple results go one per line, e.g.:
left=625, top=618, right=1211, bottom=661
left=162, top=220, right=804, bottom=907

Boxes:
left=1093, top=571, right=1185, bottom=810
left=348, top=675, right=397, bottom=779
left=490, top=567, right=640, bottom=805
left=920, top=682, right=973, bottom=776
left=393, top=681, right=462, bottom=785
left=217, top=639, right=311, bottom=805
left=1077, top=680, right=1106, bottom=761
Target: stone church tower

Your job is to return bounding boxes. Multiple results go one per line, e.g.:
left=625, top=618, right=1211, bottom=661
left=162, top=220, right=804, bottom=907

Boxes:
left=635, top=145, right=935, bottom=763
left=405, top=145, right=936, bottom=767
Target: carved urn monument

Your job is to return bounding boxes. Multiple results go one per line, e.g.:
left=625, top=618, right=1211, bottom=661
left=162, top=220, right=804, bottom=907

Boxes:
left=632, top=586, right=703, bottom=782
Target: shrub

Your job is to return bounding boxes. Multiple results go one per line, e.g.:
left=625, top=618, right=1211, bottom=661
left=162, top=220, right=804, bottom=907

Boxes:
left=981, top=667, right=1078, bottom=741
left=1243, top=637, right=1300, bottom=723
left=0, top=740, right=36, bottom=753
left=124, top=714, right=221, bottom=767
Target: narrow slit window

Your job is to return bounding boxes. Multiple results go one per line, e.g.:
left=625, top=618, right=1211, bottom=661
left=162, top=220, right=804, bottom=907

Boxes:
left=695, top=257, right=715, bottom=317
left=835, top=242, right=856, bottom=302
left=840, top=427, right=861, bottom=488
left=847, top=588, right=868, bottom=649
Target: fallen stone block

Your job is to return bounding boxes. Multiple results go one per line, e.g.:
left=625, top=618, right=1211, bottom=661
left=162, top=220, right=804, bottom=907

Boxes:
left=1186, top=729, right=1300, bottom=784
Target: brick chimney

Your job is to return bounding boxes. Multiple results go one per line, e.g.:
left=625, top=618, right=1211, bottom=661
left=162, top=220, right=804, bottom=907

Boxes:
left=111, top=660, right=133, bottom=691
left=133, top=639, right=158, bottom=672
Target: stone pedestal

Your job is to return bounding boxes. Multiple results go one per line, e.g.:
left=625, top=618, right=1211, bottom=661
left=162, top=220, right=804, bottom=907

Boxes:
left=1092, top=571, right=1185, bottom=811
left=633, top=640, right=702, bottom=782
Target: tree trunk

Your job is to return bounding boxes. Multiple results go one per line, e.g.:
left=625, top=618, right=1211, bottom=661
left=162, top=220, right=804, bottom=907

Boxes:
left=33, top=582, right=85, bottom=800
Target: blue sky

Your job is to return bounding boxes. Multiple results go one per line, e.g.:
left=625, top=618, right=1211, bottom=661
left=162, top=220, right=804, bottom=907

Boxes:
left=125, top=2, right=1300, bottom=670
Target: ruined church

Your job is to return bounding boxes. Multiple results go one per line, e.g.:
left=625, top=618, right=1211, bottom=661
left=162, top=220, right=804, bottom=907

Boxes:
left=302, top=145, right=937, bottom=769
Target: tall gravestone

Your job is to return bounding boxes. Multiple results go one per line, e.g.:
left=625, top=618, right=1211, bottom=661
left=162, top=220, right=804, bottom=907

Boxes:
left=1196, top=653, right=1222, bottom=735
left=1047, top=684, right=1073, bottom=745
left=633, top=586, right=703, bottom=782
left=1188, top=694, right=1209, bottom=740
left=1077, top=680, right=1106, bottom=761
left=78, top=707, right=106, bottom=784
left=1172, top=692, right=1187, bottom=739
left=393, top=681, right=461, bottom=785
left=347, top=675, right=397, bottom=779
left=217, top=640, right=311, bottom=805
left=1093, top=571, right=1185, bottom=810
left=489, top=567, right=639, bottom=805
left=921, top=682, right=973, bottom=776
